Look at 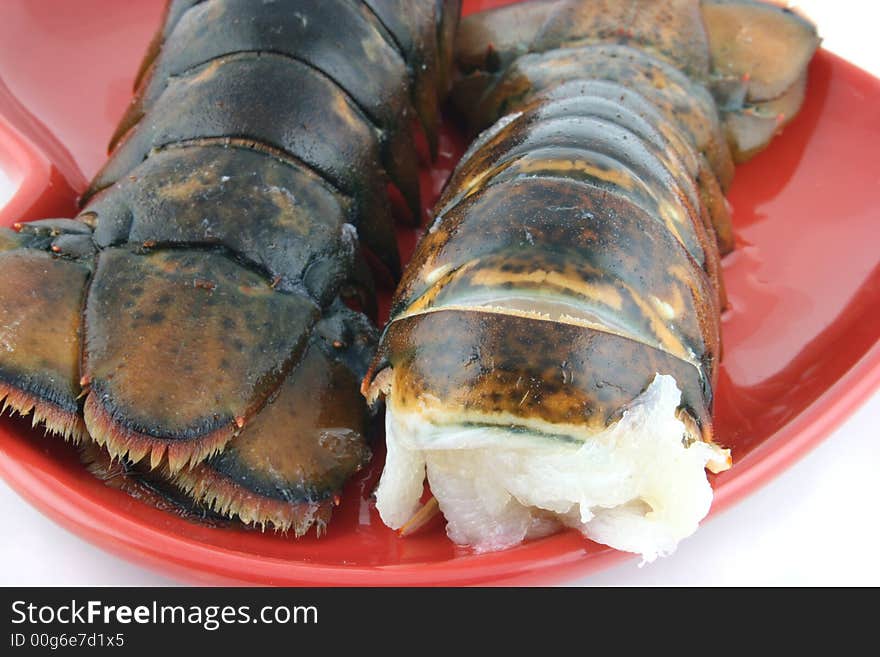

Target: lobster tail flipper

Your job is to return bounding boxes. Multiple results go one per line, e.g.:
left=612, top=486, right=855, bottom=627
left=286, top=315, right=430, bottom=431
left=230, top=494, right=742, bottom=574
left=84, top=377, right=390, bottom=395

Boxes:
left=0, top=226, right=91, bottom=443
left=169, top=303, right=376, bottom=534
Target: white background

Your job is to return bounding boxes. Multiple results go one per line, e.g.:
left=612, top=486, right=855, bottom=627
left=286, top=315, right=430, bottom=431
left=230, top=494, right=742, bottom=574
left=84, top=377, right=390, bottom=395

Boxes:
left=1, top=0, right=878, bottom=586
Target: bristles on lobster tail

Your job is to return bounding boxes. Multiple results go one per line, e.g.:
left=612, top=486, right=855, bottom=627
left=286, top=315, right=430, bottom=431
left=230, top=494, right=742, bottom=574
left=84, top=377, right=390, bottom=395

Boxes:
left=82, top=392, right=235, bottom=472
left=75, top=300, right=381, bottom=531
left=0, top=382, right=86, bottom=444
left=79, top=442, right=231, bottom=526
left=170, top=465, right=336, bottom=537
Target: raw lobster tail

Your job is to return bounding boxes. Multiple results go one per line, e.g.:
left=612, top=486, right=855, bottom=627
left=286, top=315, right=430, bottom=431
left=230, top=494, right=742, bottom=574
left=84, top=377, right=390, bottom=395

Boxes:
left=0, top=0, right=460, bottom=533
left=366, top=0, right=817, bottom=558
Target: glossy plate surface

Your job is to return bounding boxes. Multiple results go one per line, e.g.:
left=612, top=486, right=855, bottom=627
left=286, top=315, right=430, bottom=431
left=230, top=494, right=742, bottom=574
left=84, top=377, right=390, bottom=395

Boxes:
left=0, top=0, right=878, bottom=585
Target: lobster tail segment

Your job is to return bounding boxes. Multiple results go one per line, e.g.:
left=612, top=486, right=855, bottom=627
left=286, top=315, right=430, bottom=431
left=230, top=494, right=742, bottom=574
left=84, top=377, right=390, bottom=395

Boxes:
left=89, top=53, right=402, bottom=279
left=0, top=224, right=92, bottom=444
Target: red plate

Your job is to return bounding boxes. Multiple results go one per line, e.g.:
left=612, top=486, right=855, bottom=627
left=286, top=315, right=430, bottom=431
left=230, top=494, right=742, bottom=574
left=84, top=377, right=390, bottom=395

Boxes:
left=1, top=0, right=879, bottom=586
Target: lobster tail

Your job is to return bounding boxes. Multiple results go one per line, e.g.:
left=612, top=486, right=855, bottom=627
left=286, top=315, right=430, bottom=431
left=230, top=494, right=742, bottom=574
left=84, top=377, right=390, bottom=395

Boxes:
left=0, top=0, right=460, bottom=534
left=368, top=0, right=817, bottom=559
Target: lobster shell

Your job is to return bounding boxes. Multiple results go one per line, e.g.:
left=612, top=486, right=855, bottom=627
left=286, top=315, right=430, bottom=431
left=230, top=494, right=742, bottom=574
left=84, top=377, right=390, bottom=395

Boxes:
left=365, top=0, right=818, bottom=556
left=0, top=0, right=460, bottom=534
